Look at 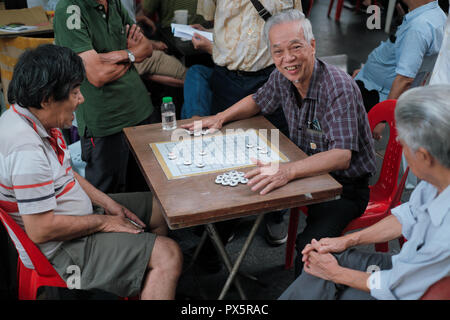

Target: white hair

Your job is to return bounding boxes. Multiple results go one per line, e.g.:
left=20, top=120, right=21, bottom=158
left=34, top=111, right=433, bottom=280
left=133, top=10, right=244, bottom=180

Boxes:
left=263, top=9, right=315, bottom=48
left=395, top=84, right=450, bottom=168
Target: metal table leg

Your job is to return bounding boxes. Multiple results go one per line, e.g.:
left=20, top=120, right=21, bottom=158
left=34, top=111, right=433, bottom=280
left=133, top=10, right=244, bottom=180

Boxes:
left=206, top=213, right=264, bottom=300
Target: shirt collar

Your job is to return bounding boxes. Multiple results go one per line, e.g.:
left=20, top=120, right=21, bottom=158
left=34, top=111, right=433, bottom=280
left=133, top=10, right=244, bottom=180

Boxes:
left=87, top=0, right=107, bottom=8
left=12, top=104, right=50, bottom=139
left=403, top=1, right=438, bottom=23
left=428, top=183, right=450, bottom=226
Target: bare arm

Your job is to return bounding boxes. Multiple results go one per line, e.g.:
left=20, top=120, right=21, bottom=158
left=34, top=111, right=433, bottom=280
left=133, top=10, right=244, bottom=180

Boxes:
left=79, top=49, right=131, bottom=88
left=387, top=74, right=414, bottom=100
left=181, top=95, right=261, bottom=131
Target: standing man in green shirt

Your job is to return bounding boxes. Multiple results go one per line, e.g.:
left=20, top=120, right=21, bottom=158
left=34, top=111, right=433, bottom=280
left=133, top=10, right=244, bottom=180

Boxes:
left=54, top=0, right=155, bottom=193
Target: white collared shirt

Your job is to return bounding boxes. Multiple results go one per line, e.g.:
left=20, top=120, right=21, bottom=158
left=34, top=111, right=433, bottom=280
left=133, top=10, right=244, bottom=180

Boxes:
left=369, top=181, right=450, bottom=299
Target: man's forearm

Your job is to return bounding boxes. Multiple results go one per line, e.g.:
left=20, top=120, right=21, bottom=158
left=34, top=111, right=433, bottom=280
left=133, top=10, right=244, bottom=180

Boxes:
left=218, top=95, right=261, bottom=124
left=291, top=149, right=351, bottom=180
left=387, top=74, right=414, bottom=100
left=345, top=215, right=403, bottom=248
left=333, top=267, right=371, bottom=293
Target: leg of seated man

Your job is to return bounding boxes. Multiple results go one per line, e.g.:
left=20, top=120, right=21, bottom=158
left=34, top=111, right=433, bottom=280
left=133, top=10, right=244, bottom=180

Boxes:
left=279, top=248, right=392, bottom=300
left=181, top=64, right=214, bottom=119
left=50, top=192, right=182, bottom=299
left=135, top=50, right=187, bottom=80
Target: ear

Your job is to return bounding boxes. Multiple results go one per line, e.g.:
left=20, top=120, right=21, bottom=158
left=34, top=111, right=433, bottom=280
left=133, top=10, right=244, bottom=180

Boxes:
left=416, top=147, right=434, bottom=167
left=310, top=39, right=316, bottom=55
left=40, top=96, right=54, bottom=110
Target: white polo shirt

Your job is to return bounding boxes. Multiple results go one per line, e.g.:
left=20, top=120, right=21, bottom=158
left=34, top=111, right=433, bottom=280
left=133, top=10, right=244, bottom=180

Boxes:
left=0, top=104, right=93, bottom=268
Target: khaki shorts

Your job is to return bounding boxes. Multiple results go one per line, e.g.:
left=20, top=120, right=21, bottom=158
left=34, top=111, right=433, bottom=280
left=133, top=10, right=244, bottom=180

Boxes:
left=50, top=192, right=156, bottom=297
left=134, top=50, right=187, bottom=80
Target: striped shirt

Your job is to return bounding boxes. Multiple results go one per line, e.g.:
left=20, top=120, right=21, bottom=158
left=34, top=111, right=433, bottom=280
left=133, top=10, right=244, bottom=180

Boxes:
left=0, top=105, right=93, bottom=268
left=253, top=59, right=376, bottom=179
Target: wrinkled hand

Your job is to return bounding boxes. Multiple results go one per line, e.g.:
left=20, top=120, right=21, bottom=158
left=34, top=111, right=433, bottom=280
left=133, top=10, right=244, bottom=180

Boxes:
left=180, top=115, right=223, bottom=133
left=190, top=24, right=208, bottom=31
left=126, top=24, right=144, bottom=49
left=192, top=32, right=213, bottom=54
left=104, top=199, right=146, bottom=231
left=302, top=239, right=340, bottom=281
left=245, top=160, right=295, bottom=195
left=301, top=237, right=349, bottom=260
left=151, top=41, right=168, bottom=51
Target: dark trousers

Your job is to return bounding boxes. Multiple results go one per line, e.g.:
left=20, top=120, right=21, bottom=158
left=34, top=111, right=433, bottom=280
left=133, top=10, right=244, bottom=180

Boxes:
left=81, top=114, right=157, bottom=194
left=356, top=80, right=380, bottom=113
left=294, top=176, right=370, bottom=277
left=210, top=64, right=289, bottom=137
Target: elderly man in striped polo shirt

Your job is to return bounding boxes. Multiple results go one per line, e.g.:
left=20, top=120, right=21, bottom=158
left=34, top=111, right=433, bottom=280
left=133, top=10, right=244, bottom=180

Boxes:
left=0, top=44, right=182, bottom=299
left=182, top=9, right=377, bottom=277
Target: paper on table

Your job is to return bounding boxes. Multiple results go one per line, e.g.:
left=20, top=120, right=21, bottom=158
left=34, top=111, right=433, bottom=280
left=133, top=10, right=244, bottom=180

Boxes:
left=171, top=23, right=213, bottom=42
left=0, top=25, right=38, bottom=33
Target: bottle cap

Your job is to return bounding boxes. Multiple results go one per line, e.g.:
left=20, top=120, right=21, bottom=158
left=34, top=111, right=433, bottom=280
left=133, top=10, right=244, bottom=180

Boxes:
left=162, top=96, right=173, bottom=103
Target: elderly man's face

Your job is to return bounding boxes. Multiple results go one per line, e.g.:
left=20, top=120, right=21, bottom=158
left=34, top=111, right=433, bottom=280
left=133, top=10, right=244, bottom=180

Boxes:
left=268, top=21, right=316, bottom=85
left=45, top=86, right=84, bottom=130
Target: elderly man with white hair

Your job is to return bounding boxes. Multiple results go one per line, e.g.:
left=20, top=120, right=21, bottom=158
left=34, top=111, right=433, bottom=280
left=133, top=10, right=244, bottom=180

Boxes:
left=279, top=84, right=450, bottom=300
left=182, top=9, right=377, bottom=276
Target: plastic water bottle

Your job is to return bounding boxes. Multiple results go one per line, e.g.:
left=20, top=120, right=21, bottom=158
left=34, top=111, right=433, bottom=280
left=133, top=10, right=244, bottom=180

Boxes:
left=161, top=96, right=177, bottom=130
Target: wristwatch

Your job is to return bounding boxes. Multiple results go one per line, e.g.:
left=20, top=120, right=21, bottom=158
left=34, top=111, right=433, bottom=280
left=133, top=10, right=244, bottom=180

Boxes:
left=126, top=49, right=135, bottom=63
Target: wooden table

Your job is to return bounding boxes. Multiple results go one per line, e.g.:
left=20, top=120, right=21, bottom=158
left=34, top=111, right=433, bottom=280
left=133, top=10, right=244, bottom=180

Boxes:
left=124, top=115, right=342, bottom=299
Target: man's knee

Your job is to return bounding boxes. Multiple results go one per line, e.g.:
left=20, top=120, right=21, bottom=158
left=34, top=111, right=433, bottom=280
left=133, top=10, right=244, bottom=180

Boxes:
left=149, top=236, right=183, bottom=276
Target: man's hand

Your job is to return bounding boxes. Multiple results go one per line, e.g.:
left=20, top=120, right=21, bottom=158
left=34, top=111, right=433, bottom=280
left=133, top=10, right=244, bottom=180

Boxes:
left=192, top=33, right=213, bottom=54
left=245, top=160, right=296, bottom=195
left=302, top=239, right=341, bottom=281
left=301, top=237, right=350, bottom=261
left=103, top=198, right=146, bottom=230
left=180, top=114, right=224, bottom=132
left=126, top=24, right=144, bottom=49
left=352, top=68, right=361, bottom=79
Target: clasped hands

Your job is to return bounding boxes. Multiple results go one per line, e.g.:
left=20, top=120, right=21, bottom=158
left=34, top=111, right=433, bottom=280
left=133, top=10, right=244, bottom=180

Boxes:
left=301, top=237, right=349, bottom=281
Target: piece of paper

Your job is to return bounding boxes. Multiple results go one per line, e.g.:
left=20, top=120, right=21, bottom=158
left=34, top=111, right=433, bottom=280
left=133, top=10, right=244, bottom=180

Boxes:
left=171, top=23, right=213, bottom=42
left=0, top=25, right=38, bottom=33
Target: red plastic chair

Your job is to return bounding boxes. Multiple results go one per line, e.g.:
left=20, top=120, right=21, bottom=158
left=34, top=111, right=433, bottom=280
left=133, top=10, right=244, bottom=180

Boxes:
left=421, top=277, right=450, bottom=300
left=0, top=207, right=67, bottom=300
left=285, top=99, right=406, bottom=269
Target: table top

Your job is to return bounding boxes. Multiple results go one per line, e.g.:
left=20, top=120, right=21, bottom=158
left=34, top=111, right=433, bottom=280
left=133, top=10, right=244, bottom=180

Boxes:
left=124, top=116, right=342, bottom=229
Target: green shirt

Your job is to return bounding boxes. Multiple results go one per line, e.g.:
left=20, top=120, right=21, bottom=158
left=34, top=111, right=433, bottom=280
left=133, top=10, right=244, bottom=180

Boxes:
left=54, top=0, right=153, bottom=138
left=142, top=0, right=206, bottom=29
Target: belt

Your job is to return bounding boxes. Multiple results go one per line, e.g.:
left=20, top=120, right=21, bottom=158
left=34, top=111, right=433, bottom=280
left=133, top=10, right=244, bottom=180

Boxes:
left=217, top=64, right=275, bottom=78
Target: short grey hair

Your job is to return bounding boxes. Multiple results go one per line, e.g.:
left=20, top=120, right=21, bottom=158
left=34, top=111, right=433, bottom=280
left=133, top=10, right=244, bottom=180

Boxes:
left=395, top=84, right=450, bottom=168
left=263, top=9, right=315, bottom=48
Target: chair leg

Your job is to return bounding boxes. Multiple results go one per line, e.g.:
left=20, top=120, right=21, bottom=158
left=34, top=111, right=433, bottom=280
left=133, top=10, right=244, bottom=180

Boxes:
left=375, top=242, right=389, bottom=252
left=285, top=207, right=300, bottom=270
left=307, top=0, right=314, bottom=17
left=335, top=0, right=345, bottom=21
left=328, top=0, right=335, bottom=17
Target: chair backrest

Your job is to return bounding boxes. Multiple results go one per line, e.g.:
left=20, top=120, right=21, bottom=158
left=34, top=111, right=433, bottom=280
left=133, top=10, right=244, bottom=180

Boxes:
left=367, top=99, right=403, bottom=202
left=0, top=208, right=59, bottom=277
left=389, top=166, right=409, bottom=210
left=421, top=277, right=450, bottom=300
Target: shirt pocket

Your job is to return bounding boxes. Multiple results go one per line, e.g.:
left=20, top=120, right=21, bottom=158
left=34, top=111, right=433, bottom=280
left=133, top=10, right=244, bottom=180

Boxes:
left=303, top=129, right=329, bottom=156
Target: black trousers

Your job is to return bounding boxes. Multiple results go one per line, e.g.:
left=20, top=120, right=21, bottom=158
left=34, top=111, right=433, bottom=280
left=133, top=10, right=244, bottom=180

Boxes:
left=210, top=64, right=290, bottom=137
left=80, top=114, right=158, bottom=194
left=355, top=80, right=380, bottom=113
left=294, top=176, right=370, bottom=277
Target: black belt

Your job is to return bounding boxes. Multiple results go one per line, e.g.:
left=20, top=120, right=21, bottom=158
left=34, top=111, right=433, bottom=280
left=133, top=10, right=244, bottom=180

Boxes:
left=217, top=64, right=275, bottom=78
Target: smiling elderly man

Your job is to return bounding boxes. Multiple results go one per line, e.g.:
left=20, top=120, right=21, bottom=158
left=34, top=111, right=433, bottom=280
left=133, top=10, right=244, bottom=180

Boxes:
left=182, top=9, right=376, bottom=277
